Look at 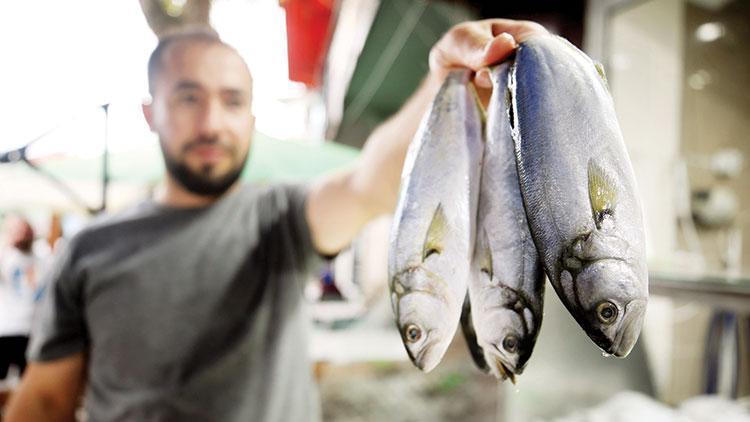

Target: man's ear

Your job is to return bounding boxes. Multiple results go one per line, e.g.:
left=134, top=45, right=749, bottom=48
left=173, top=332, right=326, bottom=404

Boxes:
left=142, top=99, right=155, bottom=132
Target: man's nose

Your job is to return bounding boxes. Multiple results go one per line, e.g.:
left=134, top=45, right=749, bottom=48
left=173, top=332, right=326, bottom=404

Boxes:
left=196, top=99, right=223, bottom=136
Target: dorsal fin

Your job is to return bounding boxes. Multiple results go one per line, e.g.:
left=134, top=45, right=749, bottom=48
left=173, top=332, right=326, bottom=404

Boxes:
left=587, top=160, right=617, bottom=228
left=594, top=62, right=610, bottom=92
left=423, top=203, right=448, bottom=261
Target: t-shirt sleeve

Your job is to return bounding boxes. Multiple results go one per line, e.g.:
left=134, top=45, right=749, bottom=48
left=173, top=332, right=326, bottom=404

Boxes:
left=27, top=238, right=88, bottom=362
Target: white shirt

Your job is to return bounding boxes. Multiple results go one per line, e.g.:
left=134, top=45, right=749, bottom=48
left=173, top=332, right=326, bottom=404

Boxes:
left=0, top=246, right=49, bottom=336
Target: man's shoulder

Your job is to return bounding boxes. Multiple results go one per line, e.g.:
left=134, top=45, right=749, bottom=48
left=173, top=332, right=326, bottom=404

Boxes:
left=231, top=182, right=309, bottom=212
left=242, top=182, right=307, bottom=199
left=65, top=183, right=311, bottom=252
left=63, top=201, right=160, bottom=257
left=247, top=182, right=310, bottom=219
left=84, top=201, right=156, bottom=231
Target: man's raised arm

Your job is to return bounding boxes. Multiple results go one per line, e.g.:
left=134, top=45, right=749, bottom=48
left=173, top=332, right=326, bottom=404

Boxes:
left=305, top=19, right=547, bottom=255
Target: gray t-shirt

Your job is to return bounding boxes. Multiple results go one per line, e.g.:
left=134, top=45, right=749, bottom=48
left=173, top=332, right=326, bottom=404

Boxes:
left=29, top=183, right=322, bottom=422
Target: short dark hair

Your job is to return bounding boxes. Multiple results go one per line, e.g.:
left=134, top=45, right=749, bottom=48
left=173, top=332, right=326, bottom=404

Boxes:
left=147, top=26, right=228, bottom=95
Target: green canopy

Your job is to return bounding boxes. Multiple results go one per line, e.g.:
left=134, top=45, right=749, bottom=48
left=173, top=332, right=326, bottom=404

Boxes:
left=37, top=131, right=360, bottom=184
left=1, top=132, right=360, bottom=214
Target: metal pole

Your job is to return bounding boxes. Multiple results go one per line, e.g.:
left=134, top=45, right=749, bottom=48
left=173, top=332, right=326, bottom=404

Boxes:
left=100, top=103, right=110, bottom=213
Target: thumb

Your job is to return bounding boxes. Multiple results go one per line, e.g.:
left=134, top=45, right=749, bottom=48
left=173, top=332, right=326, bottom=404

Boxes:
left=474, top=33, right=516, bottom=88
left=429, top=23, right=517, bottom=86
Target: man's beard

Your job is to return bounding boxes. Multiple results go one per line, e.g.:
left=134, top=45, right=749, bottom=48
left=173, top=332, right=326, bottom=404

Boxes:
left=160, top=137, right=249, bottom=197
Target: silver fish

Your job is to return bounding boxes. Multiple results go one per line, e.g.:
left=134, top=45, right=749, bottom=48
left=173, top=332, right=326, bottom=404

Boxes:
left=508, top=34, right=648, bottom=357
left=466, top=62, right=545, bottom=382
left=389, top=70, right=484, bottom=372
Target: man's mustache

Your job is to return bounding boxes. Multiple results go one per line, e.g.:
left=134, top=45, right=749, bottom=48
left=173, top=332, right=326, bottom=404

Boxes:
left=181, top=137, right=235, bottom=155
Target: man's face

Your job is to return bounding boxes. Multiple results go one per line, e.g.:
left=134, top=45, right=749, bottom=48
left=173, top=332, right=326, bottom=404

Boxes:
left=5, top=216, right=34, bottom=253
left=144, top=41, right=254, bottom=197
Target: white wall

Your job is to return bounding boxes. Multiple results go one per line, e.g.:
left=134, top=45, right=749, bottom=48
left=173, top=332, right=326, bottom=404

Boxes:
left=607, top=0, right=687, bottom=403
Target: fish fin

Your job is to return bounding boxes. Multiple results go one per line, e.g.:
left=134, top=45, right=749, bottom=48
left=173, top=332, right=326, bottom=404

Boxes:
left=478, top=228, right=493, bottom=281
left=593, top=62, right=610, bottom=91
left=423, top=203, right=448, bottom=261
left=460, top=294, right=489, bottom=373
left=587, top=160, right=617, bottom=228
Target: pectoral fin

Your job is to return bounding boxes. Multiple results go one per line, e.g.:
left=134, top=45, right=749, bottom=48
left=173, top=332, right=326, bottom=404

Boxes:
left=478, top=228, right=493, bottom=281
left=423, top=203, right=448, bottom=261
left=588, top=160, right=617, bottom=228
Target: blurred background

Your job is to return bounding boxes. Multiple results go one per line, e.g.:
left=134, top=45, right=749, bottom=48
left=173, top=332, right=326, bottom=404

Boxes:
left=1, top=0, right=749, bottom=420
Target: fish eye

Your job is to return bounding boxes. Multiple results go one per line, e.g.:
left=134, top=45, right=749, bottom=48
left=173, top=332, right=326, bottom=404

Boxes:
left=502, top=334, right=519, bottom=353
left=404, top=324, right=422, bottom=343
left=596, top=301, right=618, bottom=325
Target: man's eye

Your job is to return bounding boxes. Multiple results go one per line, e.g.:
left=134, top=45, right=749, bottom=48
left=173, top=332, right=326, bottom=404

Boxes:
left=225, top=98, right=245, bottom=108
left=180, top=95, right=199, bottom=103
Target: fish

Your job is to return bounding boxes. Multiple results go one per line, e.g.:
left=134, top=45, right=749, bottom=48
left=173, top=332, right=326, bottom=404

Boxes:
left=507, top=34, right=648, bottom=357
left=388, top=70, right=484, bottom=372
left=465, top=62, right=545, bottom=382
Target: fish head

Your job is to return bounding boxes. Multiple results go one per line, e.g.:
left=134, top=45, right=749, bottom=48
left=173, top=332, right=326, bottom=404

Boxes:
left=391, top=267, right=455, bottom=372
left=477, top=306, right=535, bottom=382
left=573, top=259, right=647, bottom=357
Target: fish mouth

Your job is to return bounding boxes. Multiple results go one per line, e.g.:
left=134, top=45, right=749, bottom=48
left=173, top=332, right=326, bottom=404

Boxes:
left=487, top=346, right=517, bottom=384
left=608, top=298, right=647, bottom=357
left=410, top=337, right=441, bottom=372
left=492, top=356, right=517, bottom=384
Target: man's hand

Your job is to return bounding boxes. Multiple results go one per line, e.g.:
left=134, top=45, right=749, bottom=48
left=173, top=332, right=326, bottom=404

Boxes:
left=306, top=19, right=547, bottom=256
left=429, top=19, right=548, bottom=89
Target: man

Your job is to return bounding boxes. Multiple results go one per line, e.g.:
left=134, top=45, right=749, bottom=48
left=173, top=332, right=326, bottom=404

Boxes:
left=7, top=18, right=545, bottom=421
left=0, top=216, right=48, bottom=382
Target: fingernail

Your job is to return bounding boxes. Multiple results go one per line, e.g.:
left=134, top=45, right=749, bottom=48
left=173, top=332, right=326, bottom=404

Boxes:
left=500, top=32, right=517, bottom=47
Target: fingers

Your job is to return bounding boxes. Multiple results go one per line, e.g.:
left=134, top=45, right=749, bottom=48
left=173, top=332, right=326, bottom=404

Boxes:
left=480, top=32, right=517, bottom=68
left=488, top=19, right=548, bottom=42
left=473, top=32, right=516, bottom=88
left=429, top=22, right=511, bottom=75
left=429, top=18, right=549, bottom=85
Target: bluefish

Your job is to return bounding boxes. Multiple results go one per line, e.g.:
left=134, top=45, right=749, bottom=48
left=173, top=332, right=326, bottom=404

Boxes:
left=466, top=62, right=545, bottom=382
left=389, top=70, right=483, bottom=372
left=508, top=34, right=648, bottom=357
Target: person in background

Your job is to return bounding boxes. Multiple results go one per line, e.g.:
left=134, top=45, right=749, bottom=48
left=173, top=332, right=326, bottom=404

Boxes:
left=45, top=212, right=65, bottom=254
left=6, top=18, right=546, bottom=422
left=0, top=215, right=48, bottom=383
